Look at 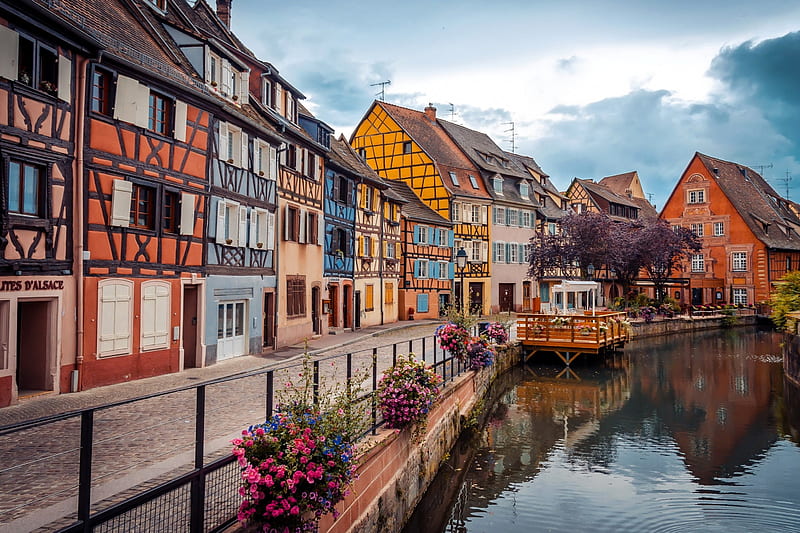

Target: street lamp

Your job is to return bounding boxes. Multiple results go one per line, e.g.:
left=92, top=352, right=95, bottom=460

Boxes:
left=456, top=247, right=468, bottom=314
left=586, top=263, right=596, bottom=314
left=586, top=263, right=595, bottom=279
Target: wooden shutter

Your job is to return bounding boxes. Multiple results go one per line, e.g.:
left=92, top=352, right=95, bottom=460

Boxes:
left=204, top=45, right=212, bottom=83
left=114, top=75, right=142, bottom=125
left=173, top=100, right=188, bottom=142
left=416, top=293, right=429, bottom=313
left=318, top=214, right=324, bottom=246
left=221, top=60, right=231, bottom=95
left=237, top=204, right=247, bottom=246
left=0, top=25, right=19, bottom=81
left=284, top=204, right=291, bottom=241
left=299, top=209, right=307, bottom=243
left=179, top=192, right=195, bottom=236
left=98, top=280, right=132, bottom=355
left=448, top=230, right=454, bottom=248
left=358, top=236, right=364, bottom=256
left=359, top=185, right=367, bottom=208
left=141, top=282, right=170, bottom=350
left=267, top=211, right=275, bottom=249
left=413, top=226, right=420, bottom=244
left=371, top=238, right=377, bottom=258
left=216, top=198, right=227, bottom=243
left=481, top=206, right=488, bottom=224
left=240, top=132, right=249, bottom=169
left=240, top=70, right=250, bottom=102
left=481, top=241, right=489, bottom=262
left=218, top=121, right=228, bottom=161
left=57, top=54, right=71, bottom=102
left=274, top=84, right=282, bottom=114
left=269, top=145, right=278, bottom=180
left=110, top=179, right=132, bottom=227
left=373, top=189, right=380, bottom=212
left=248, top=208, right=258, bottom=249
left=492, top=242, right=498, bottom=262
left=395, top=242, right=402, bottom=259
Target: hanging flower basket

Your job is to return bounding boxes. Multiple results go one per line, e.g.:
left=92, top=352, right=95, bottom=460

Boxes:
left=435, top=322, right=469, bottom=361
left=377, top=354, right=441, bottom=430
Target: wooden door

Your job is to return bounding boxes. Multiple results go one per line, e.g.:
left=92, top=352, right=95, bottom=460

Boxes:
left=182, top=286, right=199, bottom=368
left=499, top=283, right=514, bottom=313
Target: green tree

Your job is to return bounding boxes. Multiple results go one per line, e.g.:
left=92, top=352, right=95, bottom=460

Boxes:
left=770, top=271, right=800, bottom=331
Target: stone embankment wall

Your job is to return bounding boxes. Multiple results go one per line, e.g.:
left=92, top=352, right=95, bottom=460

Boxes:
left=631, top=314, right=758, bottom=339
left=320, top=345, right=518, bottom=533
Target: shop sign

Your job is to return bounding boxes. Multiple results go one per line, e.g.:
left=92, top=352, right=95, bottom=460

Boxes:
left=0, top=279, right=65, bottom=291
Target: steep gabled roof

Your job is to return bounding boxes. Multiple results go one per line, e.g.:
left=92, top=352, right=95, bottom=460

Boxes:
left=386, top=180, right=452, bottom=226
left=376, top=102, right=491, bottom=200
left=599, top=171, right=638, bottom=195
left=328, top=135, right=385, bottom=188
left=696, top=153, right=800, bottom=250
left=438, top=120, right=529, bottom=180
left=598, top=171, right=658, bottom=218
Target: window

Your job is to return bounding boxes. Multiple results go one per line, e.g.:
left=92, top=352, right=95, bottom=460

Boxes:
left=362, top=185, right=374, bottom=211
left=470, top=241, right=481, bottom=262
left=336, top=176, right=350, bottom=203
left=494, top=207, right=505, bottom=225
left=250, top=207, right=273, bottom=249
left=787, top=256, right=793, bottom=272
left=402, top=141, right=412, bottom=154
left=17, top=34, right=58, bottom=96
left=547, top=222, right=557, bottom=235
left=507, top=208, right=518, bottom=227
left=130, top=183, right=156, bottom=229
left=148, top=91, right=172, bottom=136
left=333, top=228, right=348, bottom=255
left=162, top=190, right=179, bottom=233
left=287, top=276, right=306, bottom=317
left=452, top=202, right=460, bottom=222
left=285, top=205, right=300, bottom=242
left=416, top=293, right=429, bottom=313
left=493, top=176, right=503, bottom=194
left=520, top=181, right=529, bottom=197
left=732, top=288, right=748, bottom=305
left=97, top=279, right=133, bottom=357
left=385, top=240, right=397, bottom=259
left=307, top=211, right=319, bottom=244
left=8, top=160, right=44, bottom=216
left=365, top=284, right=375, bottom=311
left=385, top=282, right=394, bottom=304
left=495, top=242, right=506, bottom=263
left=688, top=189, right=705, bottom=204
left=732, top=252, right=747, bottom=271
left=713, top=222, right=724, bottom=236
left=90, top=68, right=113, bottom=115
left=261, top=79, right=272, bottom=107
left=508, top=243, right=518, bottom=263
left=439, top=261, right=450, bottom=279
left=470, top=205, right=481, bottom=224
left=691, top=254, right=705, bottom=272
left=358, top=148, right=366, bottom=160
left=448, top=171, right=459, bottom=186
left=469, top=175, right=480, bottom=189
left=418, top=225, right=429, bottom=244
left=415, top=259, right=429, bottom=278
left=217, top=199, right=245, bottom=246
left=141, top=281, right=170, bottom=350
left=672, top=225, right=681, bottom=233
left=691, top=223, right=704, bottom=237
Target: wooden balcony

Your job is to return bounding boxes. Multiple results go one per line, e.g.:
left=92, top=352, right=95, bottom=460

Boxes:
left=517, top=311, right=630, bottom=365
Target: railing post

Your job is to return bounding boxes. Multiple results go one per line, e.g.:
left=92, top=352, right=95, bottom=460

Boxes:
left=313, top=360, right=320, bottom=406
left=392, top=343, right=397, bottom=367
left=371, top=348, right=378, bottom=435
left=266, top=370, right=274, bottom=420
left=77, top=410, right=94, bottom=533
left=190, top=385, right=206, bottom=533
left=422, top=337, right=426, bottom=363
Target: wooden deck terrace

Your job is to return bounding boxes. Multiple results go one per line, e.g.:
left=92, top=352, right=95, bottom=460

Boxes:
left=517, top=311, right=630, bottom=365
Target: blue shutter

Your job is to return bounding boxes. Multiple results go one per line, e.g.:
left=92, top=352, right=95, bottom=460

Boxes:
left=417, top=293, right=429, bottom=313
left=413, top=226, right=420, bottom=244
left=414, top=260, right=420, bottom=278
left=448, top=262, right=455, bottom=279
left=492, top=242, right=497, bottom=262
left=492, top=207, right=497, bottom=224
left=448, top=230, right=454, bottom=248
left=432, top=261, right=440, bottom=279
left=519, top=243, right=526, bottom=263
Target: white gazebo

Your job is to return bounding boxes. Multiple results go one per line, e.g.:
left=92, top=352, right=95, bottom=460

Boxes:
left=551, top=280, right=600, bottom=315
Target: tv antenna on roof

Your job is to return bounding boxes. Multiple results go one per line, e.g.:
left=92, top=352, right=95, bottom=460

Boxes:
left=370, top=80, right=391, bottom=102
left=503, top=121, right=515, bottom=153
left=777, top=170, right=793, bottom=200
left=449, top=103, right=456, bottom=121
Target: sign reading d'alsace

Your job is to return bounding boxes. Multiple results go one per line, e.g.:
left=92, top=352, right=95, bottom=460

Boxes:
left=0, top=279, right=65, bottom=291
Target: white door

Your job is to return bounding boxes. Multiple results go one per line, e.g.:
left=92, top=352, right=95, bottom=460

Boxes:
left=217, top=301, right=247, bottom=360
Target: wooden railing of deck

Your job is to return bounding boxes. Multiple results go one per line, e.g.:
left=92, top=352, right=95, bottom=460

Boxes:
left=516, top=311, right=630, bottom=350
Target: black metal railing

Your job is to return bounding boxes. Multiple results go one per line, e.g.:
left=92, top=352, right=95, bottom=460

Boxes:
left=0, top=334, right=467, bottom=533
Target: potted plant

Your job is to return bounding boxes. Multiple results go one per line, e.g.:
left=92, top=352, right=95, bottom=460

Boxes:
left=483, top=322, right=509, bottom=344
left=466, top=337, right=495, bottom=370
left=225, top=238, right=233, bottom=245
left=435, top=321, right=469, bottom=361
left=377, top=353, right=441, bottom=432
left=256, top=242, right=263, bottom=249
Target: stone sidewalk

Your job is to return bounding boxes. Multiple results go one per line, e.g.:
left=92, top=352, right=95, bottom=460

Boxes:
left=0, top=319, right=442, bottom=428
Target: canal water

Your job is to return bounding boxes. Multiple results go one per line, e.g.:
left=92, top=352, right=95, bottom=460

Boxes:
left=406, top=326, right=800, bottom=533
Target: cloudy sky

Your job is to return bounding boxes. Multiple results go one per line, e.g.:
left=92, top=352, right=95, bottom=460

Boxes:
left=230, top=0, right=800, bottom=210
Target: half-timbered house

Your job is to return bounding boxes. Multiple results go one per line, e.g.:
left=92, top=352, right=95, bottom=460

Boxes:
left=389, top=180, right=454, bottom=320
left=566, top=178, right=644, bottom=221
left=379, top=180, right=404, bottom=324
left=661, top=152, right=800, bottom=307
left=598, top=171, right=658, bottom=219
left=351, top=102, right=493, bottom=315
left=323, top=136, right=359, bottom=332
left=439, top=120, right=538, bottom=313
left=160, top=0, right=284, bottom=362
left=0, top=1, right=99, bottom=405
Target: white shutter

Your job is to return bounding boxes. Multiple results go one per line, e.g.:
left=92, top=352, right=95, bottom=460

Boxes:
left=318, top=214, right=324, bottom=245
left=240, top=70, right=250, bottom=102
left=299, top=209, right=307, bottom=243
left=315, top=156, right=321, bottom=180
left=275, top=84, right=282, bottom=114
left=57, top=55, right=71, bottom=102
left=135, top=84, right=150, bottom=128
left=174, top=100, right=187, bottom=142
left=179, top=192, right=195, bottom=236
left=110, top=180, right=132, bottom=227
left=481, top=241, right=489, bottom=262
left=481, top=206, right=488, bottom=224
left=284, top=204, right=291, bottom=241
left=204, top=45, right=212, bottom=83
left=248, top=208, right=258, bottom=249
left=296, top=148, right=304, bottom=173
left=0, top=25, right=19, bottom=81
left=269, top=145, right=278, bottom=180
left=218, top=121, right=228, bottom=161
left=113, top=75, right=140, bottom=124
left=237, top=204, right=247, bottom=247
left=240, top=132, right=248, bottom=169
left=267, top=211, right=275, bottom=249
left=258, top=209, right=269, bottom=249
left=215, top=198, right=227, bottom=243
left=221, top=60, right=231, bottom=96
left=98, top=281, right=132, bottom=355
left=141, top=282, right=170, bottom=350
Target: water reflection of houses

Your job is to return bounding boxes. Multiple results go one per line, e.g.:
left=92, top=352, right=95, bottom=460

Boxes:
left=633, top=329, right=783, bottom=484
left=451, top=359, right=632, bottom=522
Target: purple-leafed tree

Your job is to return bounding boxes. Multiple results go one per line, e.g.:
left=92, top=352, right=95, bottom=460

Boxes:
left=607, top=219, right=649, bottom=299
left=640, top=220, right=701, bottom=302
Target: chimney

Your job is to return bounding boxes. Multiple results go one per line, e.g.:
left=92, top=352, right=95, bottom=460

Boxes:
left=217, top=0, right=231, bottom=28
left=424, top=103, right=436, bottom=122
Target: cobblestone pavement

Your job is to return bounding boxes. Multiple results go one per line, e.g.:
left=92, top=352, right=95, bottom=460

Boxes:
left=0, top=320, right=443, bottom=532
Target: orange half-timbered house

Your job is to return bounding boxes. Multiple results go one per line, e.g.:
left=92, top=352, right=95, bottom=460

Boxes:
left=661, top=152, right=800, bottom=307
left=0, top=1, right=99, bottom=405
left=351, top=102, right=492, bottom=314
left=389, top=179, right=453, bottom=320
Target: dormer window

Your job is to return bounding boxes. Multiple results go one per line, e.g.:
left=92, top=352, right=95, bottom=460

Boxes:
left=520, top=181, right=529, bottom=197
left=492, top=176, right=503, bottom=195
left=206, top=51, right=247, bottom=103
left=262, top=79, right=272, bottom=107
left=144, top=0, right=166, bottom=12
left=469, top=175, right=479, bottom=189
